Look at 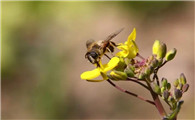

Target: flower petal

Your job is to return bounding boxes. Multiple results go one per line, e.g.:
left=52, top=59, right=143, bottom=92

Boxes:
left=116, top=51, right=129, bottom=58
left=117, top=44, right=128, bottom=51
left=80, top=68, right=100, bottom=80
left=127, top=28, right=136, bottom=45
left=103, top=57, right=119, bottom=72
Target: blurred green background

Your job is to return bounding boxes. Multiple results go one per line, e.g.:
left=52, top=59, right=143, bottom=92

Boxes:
left=1, top=1, right=194, bottom=119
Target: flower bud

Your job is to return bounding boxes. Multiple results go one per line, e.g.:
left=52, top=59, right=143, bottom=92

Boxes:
left=163, top=90, right=170, bottom=100
left=148, top=55, right=154, bottom=62
left=173, top=79, right=179, bottom=87
left=107, top=74, right=117, bottom=80
left=177, top=83, right=183, bottom=90
left=161, top=78, right=168, bottom=87
left=144, top=66, right=152, bottom=75
left=165, top=48, right=177, bottom=61
left=151, top=58, right=159, bottom=68
left=124, top=66, right=134, bottom=77
left=167, top=83, right=171, bottom=90
left=152, top=40, right=167, bottom=59
left=182, top=84, right=189, bottom=92
left=179, top=73, right=186, bottom=85
left=138, top=73, right=146, bottom=79
left=168, top=96, right=175, bottom=103
left=157, top=58, right=163, bottom=66
left=174, top=88, right=182, bottom=99
left=124, top=58, right=131, bottom=65
left=153, top=40, right=161, bottom=55
left=110, top=71, right=128, bottom=80
left=161, top=86, right=166, bottom=93
left=151, top=83, right=161, bottom=95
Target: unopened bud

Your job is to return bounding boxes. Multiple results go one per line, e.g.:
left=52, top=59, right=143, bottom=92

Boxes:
left=177, top=83, right=183, bottom=90
left=124, top=66, right=134, bottom=77
left=179, top=73, right=186, bottom=85
left=152, top=40, right=167, bottom=59
left=161, top=86, right=166, bottom=93
left=182, top=84, right=189, bottom=92
left=138, top=73, right=146, bottom=79
left=153, top=40, right=161, bottom=55
left=165, top=48, right=177, bottom=61
left=110, top=71, right=128, bottom=80
left=107, top=74, right=117, bottom=80
left=144, top=67, right=152, bottom=75
left=168, top=96, right=174, bottom=103
left=124, top=58, right=131, bottom=65
left=157, top=58, right=163, bottom=66
left=174, top=88, right=182, bottom=99
left=151, top=58, right=159, bottom=68
left=151, top=83, right=161, bottom=95
left=163, top=90, right=170, bottom=100
left=173, top=79, right=179, bottom=87
left=161, top=78, right=168, bottom=87
left=167, top=83, right=171, bottom=90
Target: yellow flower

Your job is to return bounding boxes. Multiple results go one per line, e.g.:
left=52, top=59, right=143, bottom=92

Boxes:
left=80, top=57, right=120, bottom=82
left=116, top=28, right=139, bottom=58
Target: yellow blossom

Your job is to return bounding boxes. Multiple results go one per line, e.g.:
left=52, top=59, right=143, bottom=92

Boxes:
left=116, top=28, right=139, bottom=58
left=80, top=57, right=120, bottom=82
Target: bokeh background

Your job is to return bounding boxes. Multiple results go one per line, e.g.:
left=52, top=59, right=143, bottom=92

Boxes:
left=1, top=1, right=194, bottom=119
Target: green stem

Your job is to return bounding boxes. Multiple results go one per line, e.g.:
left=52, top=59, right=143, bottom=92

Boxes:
left=145, top=79, right=167, bottom=118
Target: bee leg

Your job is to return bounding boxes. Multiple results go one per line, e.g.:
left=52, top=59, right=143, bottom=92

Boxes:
left=106, top=47, right=115, bottom=57
left=104, top=54, right=111, bottom=60
left=110, top=41, right=117, bottom=47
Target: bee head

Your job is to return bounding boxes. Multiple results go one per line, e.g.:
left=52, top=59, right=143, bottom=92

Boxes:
left=85, top=51, right=99, bottom=64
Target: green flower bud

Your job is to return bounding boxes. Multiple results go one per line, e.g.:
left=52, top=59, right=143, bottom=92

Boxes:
left=148, top=55, right=154, bottom=62
left=174, top=88, right=182, bottom=99
left=159, top=43, right=167, bottom=59
left=151, top=83, right=161, bottom=95
left=167, top=83, right=171, bottom=90
left=161, top=86, right=166, bottom=93
left=153, top=40, right=161, bottom=55
left=110, top=71, right=128, bottom=80
left=173, top=79, right=179, bottom=87
left=165, top=48, right=177, bottom=61
left=107, top=74, right=117, bottom=80
left=182, top=84, right=189, bottom=92
left=161, top=78, right=168, bottom=87
left=151, top=58, right=159, bottom=68
left=179, top=73, right=186, bottom=85
left=152, top=40, right=167, bottom=59
left=163, top=90, right=170, bottom=100
left=168, top=96, right=175, bottom=103
left=124, top=66, right=134, bottom=77
left=177, top=83, right=183, bottom=90
left=144, top=67, right=152, bottom=75
left=157, top=58, right=163, bottom=66
left=138, top=73, right=146, bottom=79
left=124, top=58, right=131, bottom=65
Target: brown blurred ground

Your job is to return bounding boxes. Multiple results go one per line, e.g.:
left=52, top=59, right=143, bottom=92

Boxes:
left=1, top=1, right=194, bottom=119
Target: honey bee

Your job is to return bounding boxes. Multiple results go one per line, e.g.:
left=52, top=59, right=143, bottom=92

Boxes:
left=85, top=28, right=124, bottom=67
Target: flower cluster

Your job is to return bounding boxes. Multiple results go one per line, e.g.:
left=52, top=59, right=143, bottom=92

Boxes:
left=80, top=28, right=189, bottom=120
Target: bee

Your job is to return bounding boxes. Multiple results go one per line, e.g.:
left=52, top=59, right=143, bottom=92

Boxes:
left=85, top=28, right=124, bottom=67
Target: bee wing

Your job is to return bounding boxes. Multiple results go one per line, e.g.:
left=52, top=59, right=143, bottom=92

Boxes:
left=105, top=28, right=124, bottom=41
left=86, top=39, right=95, bottom=48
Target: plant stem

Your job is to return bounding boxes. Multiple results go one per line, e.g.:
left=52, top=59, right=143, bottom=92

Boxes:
left=145, top=80, right=167, bottom=118
left=127, top=77, right=150, bottom=91
left=107, top=79, right=155, bottom=105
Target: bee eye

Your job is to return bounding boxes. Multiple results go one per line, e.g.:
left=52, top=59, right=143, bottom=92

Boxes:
left=90, top=51, right=98, bottom=59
